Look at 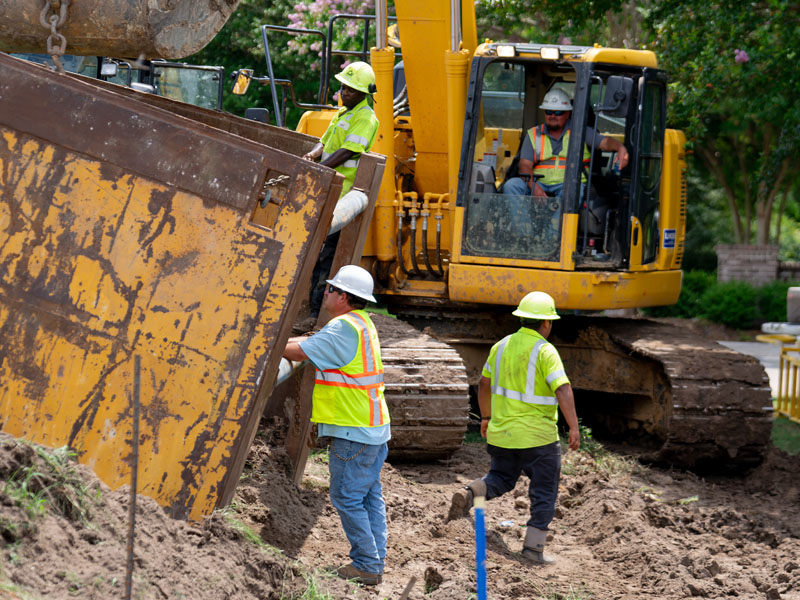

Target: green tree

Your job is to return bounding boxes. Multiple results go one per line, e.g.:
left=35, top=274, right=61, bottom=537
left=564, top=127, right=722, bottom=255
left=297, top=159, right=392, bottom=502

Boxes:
left=647, top=0, right=800, bottom=245
left=189, top=0, right=384, bottom=126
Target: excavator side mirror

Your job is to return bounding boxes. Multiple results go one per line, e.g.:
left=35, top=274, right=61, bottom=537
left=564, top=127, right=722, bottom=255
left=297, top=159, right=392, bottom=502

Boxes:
left=596, top=75, right=633, bottom=118
left=232, top=69, right=253, bottom=95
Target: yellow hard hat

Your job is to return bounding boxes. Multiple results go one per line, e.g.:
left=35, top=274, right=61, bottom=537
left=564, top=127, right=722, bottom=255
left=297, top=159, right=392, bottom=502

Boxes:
left=335, top=61, right=376, bottom=94
left=512, top=291, right=560, bottom=320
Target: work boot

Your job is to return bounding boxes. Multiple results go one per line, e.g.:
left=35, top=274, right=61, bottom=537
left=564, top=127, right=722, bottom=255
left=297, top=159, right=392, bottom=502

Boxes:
left=447, top=478, right=486, bottom=521
left=335, top=563, right=382, bottom=586
left=521, top=526, right=556, bottom=565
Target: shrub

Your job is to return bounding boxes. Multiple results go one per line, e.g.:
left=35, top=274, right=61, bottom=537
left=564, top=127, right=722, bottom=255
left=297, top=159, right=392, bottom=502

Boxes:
left=644, top=270, right=716, bottom=318
left=756, top=280, right=793, bottom=322
left=645, top=274, right=798, bottom=329
left=698, top=280, right=759, bottom=328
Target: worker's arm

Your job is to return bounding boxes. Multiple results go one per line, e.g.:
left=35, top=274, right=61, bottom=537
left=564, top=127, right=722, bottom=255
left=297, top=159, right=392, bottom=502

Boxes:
left=321, top=147, right=358, bottom=169
left=516, top=157, right=547, bottom=196
left=597, top=137, right=629, bottom=169
left=555, top=383, right=580, bottom=451
left=302, top=142, right=324, bottom=162
left=283, top=336, right=310, bottom=361
left=478, top=375, right=492, bottom=438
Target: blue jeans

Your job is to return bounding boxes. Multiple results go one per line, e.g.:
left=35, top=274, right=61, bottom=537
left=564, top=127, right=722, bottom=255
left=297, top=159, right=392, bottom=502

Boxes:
left=503, top=177, right=586, bottom=202
left=328, top=438, right=388, bottom=574
left=483, top=441, right=562, bottom=530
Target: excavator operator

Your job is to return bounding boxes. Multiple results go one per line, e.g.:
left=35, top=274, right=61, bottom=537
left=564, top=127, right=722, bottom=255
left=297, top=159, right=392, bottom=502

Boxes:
left=298, top=62, right=380, bottom=332
left=502, top=88, right=629, bottom=199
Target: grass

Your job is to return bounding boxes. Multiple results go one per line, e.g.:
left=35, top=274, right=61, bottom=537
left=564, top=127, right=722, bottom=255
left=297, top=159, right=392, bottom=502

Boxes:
left=772, top=416, right=800, bottom=455
left=3, top=444, right=98, bottom=525
left=217, top=503, right=285, bottom=556
left=288, top=571, right=337, bottom=600
left=560, top=424, right=642, bottom=478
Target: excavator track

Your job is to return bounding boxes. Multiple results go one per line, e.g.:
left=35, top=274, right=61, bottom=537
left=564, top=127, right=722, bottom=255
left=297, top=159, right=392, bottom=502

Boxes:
left=371, top=314, right=470, bottom=461
left=552, top=317, right=774, bottom=470
left=388, top=302, right=773, bottom=470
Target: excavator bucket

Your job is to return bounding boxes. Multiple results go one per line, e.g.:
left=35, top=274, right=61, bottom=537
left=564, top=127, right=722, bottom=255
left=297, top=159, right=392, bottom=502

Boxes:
left=0, top=54, right=342, bottom=520
left=0, top=0, right=240, bottom=59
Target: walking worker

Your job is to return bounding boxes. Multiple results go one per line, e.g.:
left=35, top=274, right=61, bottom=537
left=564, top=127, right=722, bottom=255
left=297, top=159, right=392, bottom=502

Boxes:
left=299, top=62, right=380, bottom=330
left=447, top=291, right=580, bottom=565
left=283, top=264, right=390, bottom=586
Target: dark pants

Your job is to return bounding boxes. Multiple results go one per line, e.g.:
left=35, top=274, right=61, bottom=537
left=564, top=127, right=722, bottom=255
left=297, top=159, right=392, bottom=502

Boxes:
left=308, top=230, right=341, bottom=317
left=484, top=441, right=562, bottom=530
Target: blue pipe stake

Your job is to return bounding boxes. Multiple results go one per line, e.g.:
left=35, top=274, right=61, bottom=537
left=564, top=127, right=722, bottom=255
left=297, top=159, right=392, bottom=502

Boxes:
left=474, top=495, right=487, bottom=600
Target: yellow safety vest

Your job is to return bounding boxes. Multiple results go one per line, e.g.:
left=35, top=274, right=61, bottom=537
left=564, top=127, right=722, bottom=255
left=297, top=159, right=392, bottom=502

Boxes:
left=484, top=328, right=570, bottom=449
left=320, top=98, right=379, bottom=196
left=311, top=310, right=390, bottom=427
left=528, top=125, right=591, bottom=185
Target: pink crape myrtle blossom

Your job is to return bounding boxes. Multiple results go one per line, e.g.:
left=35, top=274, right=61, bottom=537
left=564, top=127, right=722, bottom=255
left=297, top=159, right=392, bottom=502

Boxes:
left=734, top=48, right=750, bottom=63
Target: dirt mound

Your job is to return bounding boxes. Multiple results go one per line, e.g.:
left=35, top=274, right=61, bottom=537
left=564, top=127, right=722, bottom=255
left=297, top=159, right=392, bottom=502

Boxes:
left=1, top=428, right=799, bottom=599
left=0, top=433, right=314, bottom=599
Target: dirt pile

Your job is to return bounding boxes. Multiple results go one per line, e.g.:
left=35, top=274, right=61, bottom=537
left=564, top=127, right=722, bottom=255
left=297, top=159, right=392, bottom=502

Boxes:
left=0, top=427, right=798, bottom=599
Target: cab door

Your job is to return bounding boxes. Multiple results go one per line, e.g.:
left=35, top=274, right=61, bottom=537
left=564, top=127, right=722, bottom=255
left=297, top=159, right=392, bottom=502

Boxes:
left=629, top=69, right=667, bottom=268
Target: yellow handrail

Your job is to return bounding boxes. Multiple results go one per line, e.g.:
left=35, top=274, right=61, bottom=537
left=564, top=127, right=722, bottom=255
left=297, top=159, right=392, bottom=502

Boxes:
left=757, top=334, right=800, bottom=423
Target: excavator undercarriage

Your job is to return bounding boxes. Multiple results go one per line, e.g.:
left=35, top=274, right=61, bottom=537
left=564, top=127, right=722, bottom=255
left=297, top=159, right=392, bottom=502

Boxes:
left=391, top=303, right=773, bottom=470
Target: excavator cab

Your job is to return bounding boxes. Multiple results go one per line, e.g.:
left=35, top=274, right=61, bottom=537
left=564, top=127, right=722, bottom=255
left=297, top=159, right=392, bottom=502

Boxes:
left=460, top=46, right=668, bottom=276
left=11, top=53, right=225, bottom=109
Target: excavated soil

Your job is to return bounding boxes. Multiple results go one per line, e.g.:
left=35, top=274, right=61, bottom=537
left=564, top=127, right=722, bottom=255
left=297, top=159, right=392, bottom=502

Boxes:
left=0, top=426, right=798, bottom=600
left=0, top=316, right=796, bottom=599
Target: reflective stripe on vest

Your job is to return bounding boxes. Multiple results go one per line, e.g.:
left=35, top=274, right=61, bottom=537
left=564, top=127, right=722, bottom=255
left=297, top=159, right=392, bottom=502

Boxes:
left=491, top=336, right=557, bottom=406
left=529, top=125, right=591, bottom=185
left=321, top=102, right=377, bottom=195
left=313, top=311, right=386, bottom=426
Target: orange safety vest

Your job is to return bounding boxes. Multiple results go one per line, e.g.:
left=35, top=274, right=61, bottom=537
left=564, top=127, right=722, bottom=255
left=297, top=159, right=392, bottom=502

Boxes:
left=311, top=310, right=390, bottom=427
left=528, top=125, right=591, bottom=185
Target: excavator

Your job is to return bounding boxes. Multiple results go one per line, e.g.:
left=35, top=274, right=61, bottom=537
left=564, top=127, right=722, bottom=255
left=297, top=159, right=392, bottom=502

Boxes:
left=249, top=0, right=773, bottom=469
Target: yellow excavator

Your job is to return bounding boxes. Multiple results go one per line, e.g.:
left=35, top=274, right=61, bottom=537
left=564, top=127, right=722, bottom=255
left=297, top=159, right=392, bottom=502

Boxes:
left=253, top=0, right=773, bottom=469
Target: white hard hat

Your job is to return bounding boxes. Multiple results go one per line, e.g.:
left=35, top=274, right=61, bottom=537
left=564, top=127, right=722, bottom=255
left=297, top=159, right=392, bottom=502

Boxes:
left=539, top=88, right=572, bottom=111
left=326, top=265, right=377, bottom=303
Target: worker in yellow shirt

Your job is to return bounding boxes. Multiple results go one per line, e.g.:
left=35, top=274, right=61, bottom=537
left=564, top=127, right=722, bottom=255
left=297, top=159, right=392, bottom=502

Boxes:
left=447, top=291, right=580, bottom=565
left=298, top=62, right=379, bottom=331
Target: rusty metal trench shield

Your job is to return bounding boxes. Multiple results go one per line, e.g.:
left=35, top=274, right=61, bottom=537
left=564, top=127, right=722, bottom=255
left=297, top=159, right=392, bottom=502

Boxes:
left=0, top=53, right=341, bottom=520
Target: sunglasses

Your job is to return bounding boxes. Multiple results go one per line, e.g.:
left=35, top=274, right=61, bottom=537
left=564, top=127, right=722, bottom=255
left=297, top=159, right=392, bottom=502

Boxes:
left=327, top=284, right=342, bottom=294
left=545, top=110, right=566, bottom=116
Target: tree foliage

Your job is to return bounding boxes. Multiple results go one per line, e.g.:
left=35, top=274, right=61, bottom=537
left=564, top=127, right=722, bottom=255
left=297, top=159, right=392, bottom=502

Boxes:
left=189, top=0, right=382, bottom=125
left=646, top=0, right=800, bottom=245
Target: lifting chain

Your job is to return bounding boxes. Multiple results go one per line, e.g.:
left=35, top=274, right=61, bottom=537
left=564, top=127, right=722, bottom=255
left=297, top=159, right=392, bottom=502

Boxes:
left=260, top=174, right=291, bottom=208
left=39, top=0, right=71, bottom=73
left=264, top=175, right=290, bottom=187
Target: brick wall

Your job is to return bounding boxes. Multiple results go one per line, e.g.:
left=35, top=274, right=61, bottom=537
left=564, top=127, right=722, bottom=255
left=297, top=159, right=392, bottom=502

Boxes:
left=715, top=244, right=778, bottom=285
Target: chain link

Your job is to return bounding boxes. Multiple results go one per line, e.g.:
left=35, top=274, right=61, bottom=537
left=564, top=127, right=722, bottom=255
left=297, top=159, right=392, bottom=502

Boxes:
left=264, top=175, right=290, bottom=187
left=39, top=0, right=70, bottom=72
left=329, top=439, right=366, bottom=463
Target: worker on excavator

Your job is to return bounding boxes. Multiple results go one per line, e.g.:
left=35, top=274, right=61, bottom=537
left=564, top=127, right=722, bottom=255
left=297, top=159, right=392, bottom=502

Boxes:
left=297, top=62, right=380, bottom=332
left=283, top=265, right=390, bottom=586
left=447, top=291, right=580, bottom=565
left=502, top=88, right=629, bottom=199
